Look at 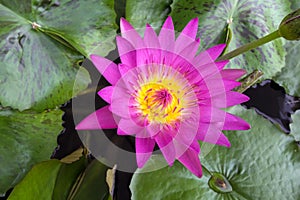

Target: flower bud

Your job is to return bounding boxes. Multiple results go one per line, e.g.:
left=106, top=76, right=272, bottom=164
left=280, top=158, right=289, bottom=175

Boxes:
left=279, top=8, right=300, bottom=40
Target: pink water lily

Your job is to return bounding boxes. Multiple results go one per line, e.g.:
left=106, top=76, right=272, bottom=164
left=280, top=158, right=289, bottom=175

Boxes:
left=76, top=16, right=250, bottom=177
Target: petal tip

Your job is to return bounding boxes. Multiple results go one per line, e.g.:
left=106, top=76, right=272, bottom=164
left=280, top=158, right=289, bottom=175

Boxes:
left=162, top=16, right=174, bottom=30
left=75, top=123, right=85, bottom=130
left=120, top=17, right=133, bottom=32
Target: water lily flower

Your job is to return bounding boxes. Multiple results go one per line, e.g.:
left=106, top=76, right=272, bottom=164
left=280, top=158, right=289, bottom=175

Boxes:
left=76, top=16, right=250, bottom=177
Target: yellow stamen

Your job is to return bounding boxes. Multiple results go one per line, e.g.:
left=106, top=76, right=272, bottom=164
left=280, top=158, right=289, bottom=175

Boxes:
left=136, top=83, right=183, bottom=124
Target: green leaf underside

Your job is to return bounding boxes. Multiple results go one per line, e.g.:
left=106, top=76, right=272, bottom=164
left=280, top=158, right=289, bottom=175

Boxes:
left=0, top=109, right=62, bottom=196
left=170, top=0, right=291, bottom=78
left=130, top=107, right=300, bottom=200
left=8, top=159, right=109, bottom=200
left=126, top=0, right=172, bottom=33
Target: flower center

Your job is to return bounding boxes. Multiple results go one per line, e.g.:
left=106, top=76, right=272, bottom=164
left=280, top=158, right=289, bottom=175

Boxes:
left=135, top=83, right=183, bottom=124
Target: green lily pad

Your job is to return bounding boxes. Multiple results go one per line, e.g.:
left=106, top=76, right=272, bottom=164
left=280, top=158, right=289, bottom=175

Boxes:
left=275, top=41, right=300, bottom=96
left=0, top=109, right=62, bottom=196
left=8, top=160, right=62, bottom=200
left=0, top=0, right=121, bottom=110
left=8, top=159, right=109, bottom=200
left=34, top=0, right=117, bottom=56
left=130, top=107, right=300, bottom=199
left=126, top=0, right=172, bottom=32
left=291, top=111, right=300, bottom=141
left=170, top=0, right=291, bottom=78
left=290, top=0, right=300, bottom=9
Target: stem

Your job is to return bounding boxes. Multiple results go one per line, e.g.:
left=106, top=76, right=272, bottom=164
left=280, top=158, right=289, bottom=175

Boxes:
left=201, top=164, right=213, bottom=176
left=217, top=30, right=281, bottom=61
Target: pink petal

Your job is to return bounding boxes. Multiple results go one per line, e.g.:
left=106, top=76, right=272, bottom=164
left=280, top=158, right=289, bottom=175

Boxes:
left=195, top=61, right=229, bottom=82
left=223, top=113, right=250, bottom=130
left=147, top=123, right=162, bottom=138
left=120, top=18, right=143, bottom=48
left=144, top=24, right=160, bottom=48
left=116, top=36, right=137, bottom=67
left=199, top=106, right=227, bottom=123
left=177, top=147, right=202, bottom=178
left=197, top=128, right=231, bottom=147
left=111, top=98, right=130, bottom=118
left=194, top=44, right=226, bottom=66
left=136, top=137, right=155, bottom=168
left=179, top=17, right=199, bottom=39
left=118, top=63, right=133, bottom=76
left=159, top=16, right=175, bottom=50
left=154, top=131, right=176, bottom=165
left=136, top=48, right=152, bottom=67
left=76, top=106, right=117, bottom=130
left=198, top=79, right=240, bottom=98
left=176, top=38, right=200, bottom=60
left=174, top=121, right=199, bottom=149
left=173, top=139, right=200, bottom=159
left=216, top=91, right=250, bottom=107
left=220, top=69, right=246, bottom=80
left=117, top=118, right=144, bottom=135
left=174, top=18, right=199, bottom=53
left=205, top=44, right=226, bottom=61
left=110, top=86, right=132, bottom=118
left=98, top=86, right=114, bottom=103
left=90, top=55, right=121, bottom=85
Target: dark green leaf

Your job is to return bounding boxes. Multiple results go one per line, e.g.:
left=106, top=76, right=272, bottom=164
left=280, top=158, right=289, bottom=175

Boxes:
left=0, top=109, right=62, bottom=196
left=35, top=0, right=117, bottom=56
left=69, top=159, right=110, bottom=200
left=52, top=157, right=87, bottom=200
left=126, top=0, right=172, bottom=33
left=8, top=158, right=110, bottom=200
left=8, top=160, right=62, bottom=200
left=170, top=0, right=291, bottom=78
left=130, top=107, right=300, bottom=199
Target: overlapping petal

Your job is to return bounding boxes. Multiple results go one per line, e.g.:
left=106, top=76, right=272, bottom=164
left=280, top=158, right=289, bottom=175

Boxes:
left=76, top=16, right=250, bottom=178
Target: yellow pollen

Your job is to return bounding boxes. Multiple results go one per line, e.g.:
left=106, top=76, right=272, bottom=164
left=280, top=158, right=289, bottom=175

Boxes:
left=136, top=83, right=183, bottom=124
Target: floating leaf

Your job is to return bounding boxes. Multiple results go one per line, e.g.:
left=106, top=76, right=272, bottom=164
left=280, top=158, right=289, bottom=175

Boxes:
left=8, top=160, right=62, bottom=200
left=34, top=0, right=117, bottom=56
left=0, top=0, right=121, bottom=110
left=291, top=111, right=300, bottom=141
left=126, top=0, right=172, bottom=32
left=0, top=109, right=62, bottom=196
left=170, top=0, right=291, bottom=77
left=130, top=107, right=300, bottom=199
left=275, top=41, right=300, bottom=96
